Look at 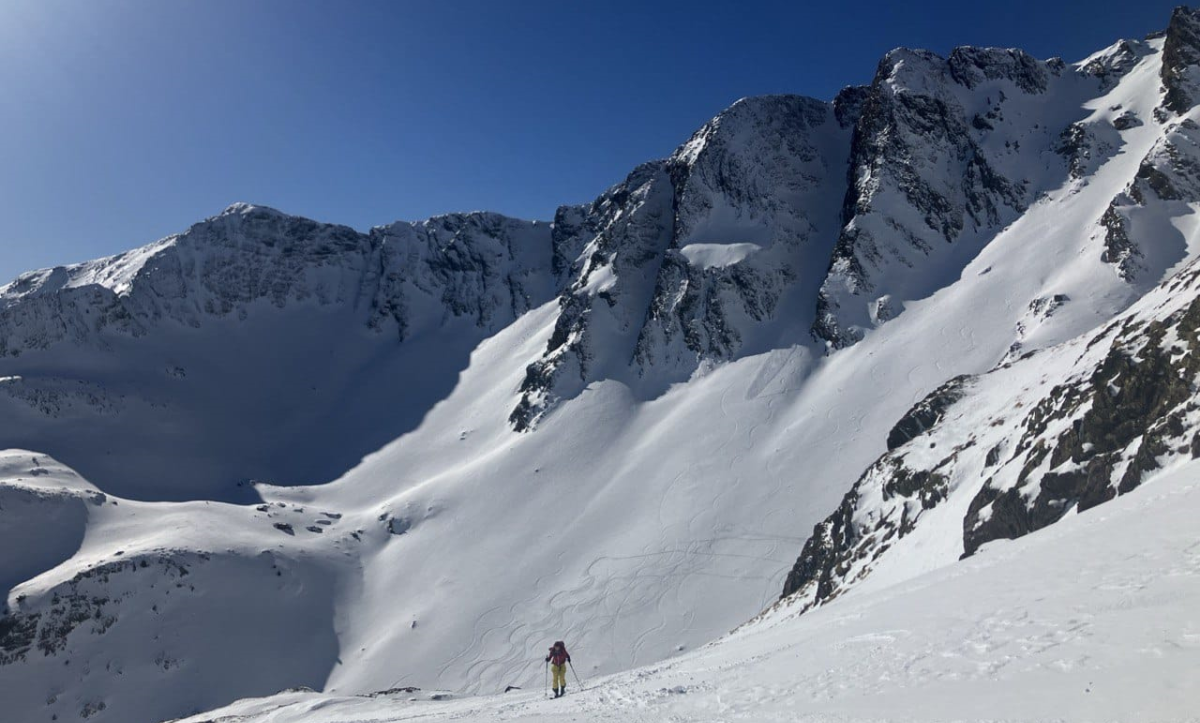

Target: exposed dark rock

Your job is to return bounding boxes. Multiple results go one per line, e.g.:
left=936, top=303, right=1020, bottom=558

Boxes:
left=1100, top=202, right=1142, bottom=279
left=1113, top=112, right=1143, bottom=130
left=886, top=375, right=970, bottom=451
left=508, top=161, right=671, bottom=430
left=833, top=85, right=871, bottom=128
left=0, top=612, right=41, bottom=665
left=549, top=205, right=595, bottom=286
left=883, top=465, right=949, bottom=510
left=1136, top=160, right=1182, bottom=200
left=965, top=296, right=1200, bottom=555
left=513, top=94, right=845, bottom=427
left=1081, top=39, right=1150, bottom=91
left=0, top=556, right=191, bottom=668
left=814, top=46, right=1032, bottom=347
left=948, top=46, right=1048, bottom=94
left=780, top=487, right=858, bottom=601
left=779, top=449, right=960, bottom=609
left=1161, top=6, right=1200, bottom=114
left=0, top=204, right=557, bottom=353
left=788, top=261, right=1200, bottom=611
left=962, top=486, right=1027, bottom=553
left=1057, top=123, right=1100, bottom=180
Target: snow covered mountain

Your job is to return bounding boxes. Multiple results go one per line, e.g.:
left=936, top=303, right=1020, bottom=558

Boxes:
left=3, top=8, right=1200, bottom=723
left=0, top=205, right=554, bottom=500
left=511, top=94, right=850, bottom=429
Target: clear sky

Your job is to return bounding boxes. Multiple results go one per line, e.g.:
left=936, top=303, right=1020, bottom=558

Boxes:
left=0, top=0, right=1186, bottom=282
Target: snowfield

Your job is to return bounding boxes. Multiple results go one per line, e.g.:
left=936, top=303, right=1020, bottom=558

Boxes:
left=174, top=459, right=1200, bottom=722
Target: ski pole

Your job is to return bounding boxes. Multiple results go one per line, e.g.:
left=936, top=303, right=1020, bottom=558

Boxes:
left=545, top=661, right=550, bottom=699
left=569, top=660, right=583, bottom=689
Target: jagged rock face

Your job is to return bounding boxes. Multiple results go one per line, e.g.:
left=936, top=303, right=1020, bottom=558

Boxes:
left=781, top=260, right=1200, bottom=613
left=947, top=46, right=1050, bottom=94
left=962, top=284, right=1200, bottom=555
left=1081, top=39, right=1152, bottom=92
left=1056, top=119, right=1121, bottom=181
left=632, top=97, right=847, bottom=377
left=510, top=162, right=675, bottom=431
left=370, top=212, right=556, bottom=340
left=814, top=48, right=1059, bottom=348
left=512, top=96, right=850, bottom=429
left=548, top=204, right=597, bottom=288
left=0, top=207, right=374, bottom=355
left=0, top=204, right=555, bottom=499
left=832, top=85, right=871, bottom=128
left=885, top=375, right=970, bottom=451
left=1100, top=202, right=1142, bottom=279
left=1161, top=6, right=1200, bottom=114
left=1100, top=115, right=1200, bottom=283
left=0, top=204, right=555, bottom=354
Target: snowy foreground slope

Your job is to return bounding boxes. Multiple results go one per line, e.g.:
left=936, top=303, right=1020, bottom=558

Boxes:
left=4, top=8, right=1200, bottom=723
left=178, top=458, right=1200, bottom=723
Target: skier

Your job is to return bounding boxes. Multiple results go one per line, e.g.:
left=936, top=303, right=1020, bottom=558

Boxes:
left=545, top=640, right=571, bottom=697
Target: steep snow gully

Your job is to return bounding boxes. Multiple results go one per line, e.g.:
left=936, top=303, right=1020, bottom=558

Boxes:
left=3, top=8, right=1200, bottom=723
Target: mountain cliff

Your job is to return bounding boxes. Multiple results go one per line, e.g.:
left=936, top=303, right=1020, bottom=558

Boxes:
left=0, top=205, right=553, bottom=500
left=780, top=5, right=1200, bottom=614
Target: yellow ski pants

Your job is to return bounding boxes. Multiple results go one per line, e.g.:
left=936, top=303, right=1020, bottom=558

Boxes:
left=551, top=663, right=567, bottom=689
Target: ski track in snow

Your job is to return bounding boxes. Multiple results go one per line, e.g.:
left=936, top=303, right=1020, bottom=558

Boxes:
left=177, top=462, right=1200, bottom=722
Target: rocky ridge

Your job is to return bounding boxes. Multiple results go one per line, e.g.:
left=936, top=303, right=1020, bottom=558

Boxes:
left=512, top=95, right=850, bottom=429
left=7, top=16, right=1200, bottom=441
left=0, top=204, right=555, bottom=355
left=815, top=47, right=1076, bottom=347
left=781, top=257, right=1200, bottom=611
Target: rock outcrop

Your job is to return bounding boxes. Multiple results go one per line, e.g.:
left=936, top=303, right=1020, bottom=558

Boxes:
left=782, top=260, right=1200, bottom=612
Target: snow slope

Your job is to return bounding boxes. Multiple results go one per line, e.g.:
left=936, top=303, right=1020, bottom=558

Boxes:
left=3, top=10, right=1200, bottom=723
left=174, top=457, right=1200, bottom=723
left=0, top=449, right=354, bottom=723
left=782, top=252, right=1200, bottom=612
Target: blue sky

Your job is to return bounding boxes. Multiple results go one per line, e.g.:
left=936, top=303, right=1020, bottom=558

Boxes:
left=0, top=0, right=1185, bottom=282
